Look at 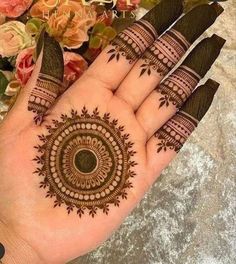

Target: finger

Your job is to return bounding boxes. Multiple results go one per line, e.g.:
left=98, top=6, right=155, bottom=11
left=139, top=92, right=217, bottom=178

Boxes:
left=7, top=30, right=64, bottom=127
left=145, top=79, right=219, bottom=184
left=116, top=3, right=223, bottom=110
left=81, top=0, right=183, bottom=91
left=136, top=34, right=225, bottom=139
left=28, top=31, right=64, bottom=124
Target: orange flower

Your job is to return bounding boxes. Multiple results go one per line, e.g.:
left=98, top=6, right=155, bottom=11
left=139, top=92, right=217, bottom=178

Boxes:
left=30, top=0, right=97, bottom=49
left=30, top=0, right=59, bottom=20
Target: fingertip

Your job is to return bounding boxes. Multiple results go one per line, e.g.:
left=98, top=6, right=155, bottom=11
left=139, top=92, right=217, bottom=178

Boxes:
left=180, top=78, right=220, bottom=122
left=182, top=34, right=226, bottom=78
left=173, top=3, right=224, bottom=44
left=211, top=2, right=224, bottom=16
left=142, top=0, right=184, bottom=35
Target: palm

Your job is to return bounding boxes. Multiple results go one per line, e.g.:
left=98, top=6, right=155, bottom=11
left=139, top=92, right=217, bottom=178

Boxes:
left=0, top=84, right=151, bottom=263
left=0, top=1, right=224, bottom=263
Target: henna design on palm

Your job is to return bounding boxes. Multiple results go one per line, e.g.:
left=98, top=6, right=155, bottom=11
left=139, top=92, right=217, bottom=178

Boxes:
left=34, top=107, right=137, bottom=217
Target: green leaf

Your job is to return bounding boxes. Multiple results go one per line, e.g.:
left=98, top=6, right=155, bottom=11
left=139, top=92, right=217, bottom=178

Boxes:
left=89, top=36, right=102, bottom=49
left=0, top=72, right=9, bottom=95
left=103, top=27, right=117, bottom=40
left=92, top=23, right=106, bottom=34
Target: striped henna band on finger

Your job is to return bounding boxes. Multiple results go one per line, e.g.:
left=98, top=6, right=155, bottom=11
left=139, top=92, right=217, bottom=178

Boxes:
left=156, top=34, right=225, bottom=109
left=140, top=3, right=223, bottom=77
left=28, top=31, right=64, bottom=124
left=107, top=0, right=183, bottom=63
left=155, top=79, right=220, bottom=153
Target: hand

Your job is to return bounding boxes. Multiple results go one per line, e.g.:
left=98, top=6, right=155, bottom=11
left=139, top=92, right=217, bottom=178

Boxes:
left=0, top=1, right=225, bottom=263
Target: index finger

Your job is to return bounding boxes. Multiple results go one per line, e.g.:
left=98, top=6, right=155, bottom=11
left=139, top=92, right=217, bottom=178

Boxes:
left=82, top=0, right=184, bottom=91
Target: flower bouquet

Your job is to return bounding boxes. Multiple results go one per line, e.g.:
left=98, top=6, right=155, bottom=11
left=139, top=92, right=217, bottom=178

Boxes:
left=0, top=0, right=212, bottom=120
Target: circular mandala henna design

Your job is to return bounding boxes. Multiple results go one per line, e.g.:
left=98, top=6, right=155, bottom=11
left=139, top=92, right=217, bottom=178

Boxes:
left=34, top=107, right=137, bottom=217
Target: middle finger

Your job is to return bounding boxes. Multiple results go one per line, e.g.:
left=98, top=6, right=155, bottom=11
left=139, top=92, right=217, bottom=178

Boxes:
left=115, top=3, right=223, bottom=110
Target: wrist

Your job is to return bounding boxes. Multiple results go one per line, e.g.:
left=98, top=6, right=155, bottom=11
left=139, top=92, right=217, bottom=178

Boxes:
left=0, top=220, right=44, bottom=264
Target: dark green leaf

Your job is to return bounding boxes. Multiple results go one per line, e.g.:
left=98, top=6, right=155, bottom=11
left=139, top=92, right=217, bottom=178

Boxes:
left=0, top=72, right=9, bottom=95
left=0, top=57, right=13, bottom=71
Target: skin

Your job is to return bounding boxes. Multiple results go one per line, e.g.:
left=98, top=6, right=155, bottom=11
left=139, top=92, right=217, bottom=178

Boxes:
left=0, top=3, right=224, bottom=264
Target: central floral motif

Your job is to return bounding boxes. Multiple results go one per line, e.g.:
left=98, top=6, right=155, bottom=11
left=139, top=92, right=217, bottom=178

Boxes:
left=34, top=107, right=137, bottom=217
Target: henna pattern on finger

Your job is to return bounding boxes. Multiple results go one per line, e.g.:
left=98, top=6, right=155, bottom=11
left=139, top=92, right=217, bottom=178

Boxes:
left=155, top=79, right=219, bottom=153
left=155, top=111, right=198, bottom=153
left=28, top=73, right=63, bottom=124
left=140, top=29, right=190, bottom=77
left=107, top=0, right=184, bottom=64
left=28, top=32, right=64, bottom=124
left=139, top=3, right=223, bottom=78
left=156, top=34, right=225, bottom=109
left=34, top=107, right=137, bottom=217
left=107, top=20, right=157, bottom=64
left=157, top=66, right=200, bottom=109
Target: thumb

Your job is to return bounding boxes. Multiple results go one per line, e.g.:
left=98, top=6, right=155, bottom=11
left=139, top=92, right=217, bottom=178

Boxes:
left=4, top=30, right=64, bottom=128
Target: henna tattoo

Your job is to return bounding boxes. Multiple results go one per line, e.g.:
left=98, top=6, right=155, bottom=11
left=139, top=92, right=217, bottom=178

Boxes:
left=106, top=0, right=184, bottom=64
left=155, top=79, right=219, bottom=153
left=28, top=73, right=63, bottom=124
left=140, top=30, right=190, bottom=77
left=34, top=107, right=137, bottom=217
left=155, top=111, right=198, bottom=153
left=157, top=66, right=200, bottom=109
left=28, top=32, right=64, bottom=124
left=107, top=20, right=157, bottom=64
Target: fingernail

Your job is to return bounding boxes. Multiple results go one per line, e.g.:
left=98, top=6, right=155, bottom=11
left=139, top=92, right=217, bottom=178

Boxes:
left=211, top=34, right=226, bottom=48
left=142, top=0, right=183, bottom=35
left=182, top=34, right=226, bottom=77
left=211, top=2, right=224, bottom=16
left=173, top=3, right=223, bottom=44
left=40, top=32, right=64, bottom=81
left=180, top=79, right=219, bottom=121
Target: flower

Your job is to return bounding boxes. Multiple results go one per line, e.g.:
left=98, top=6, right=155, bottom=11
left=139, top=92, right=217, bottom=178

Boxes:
left=15, top=47, right=35, bottom=85
left=48, top=1, right=97, bottom=49
left=31, top=0, right=97, bottom=49
left=0, top=0, right=33, bottom=18
left=64, top=52, right=88, bottom=88
left=0, top=21, right=33, bottom=57
left=30, top=0, right=57, bottom=20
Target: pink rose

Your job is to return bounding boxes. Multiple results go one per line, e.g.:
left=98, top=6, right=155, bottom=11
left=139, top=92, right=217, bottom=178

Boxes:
left=15, top=47, right=35, bottom=85
left=0, top=0, right=33, bottom=18
left=16, top=49, right=88, bottom=87
left=64, top=52, right=88, bottom=88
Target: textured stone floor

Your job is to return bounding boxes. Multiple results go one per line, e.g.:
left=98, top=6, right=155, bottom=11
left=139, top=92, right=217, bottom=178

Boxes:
left=70, top=2, right=236, bottom=264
